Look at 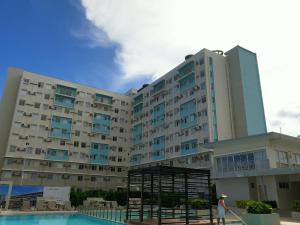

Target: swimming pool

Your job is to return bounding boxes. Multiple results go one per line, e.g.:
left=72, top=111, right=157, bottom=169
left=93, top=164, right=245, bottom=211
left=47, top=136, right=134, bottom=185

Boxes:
left=0, top=214, right=125, bottom=225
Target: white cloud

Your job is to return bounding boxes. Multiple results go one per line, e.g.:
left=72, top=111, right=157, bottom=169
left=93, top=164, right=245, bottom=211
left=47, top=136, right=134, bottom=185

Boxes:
left=80, top=0, right=300, bottom=136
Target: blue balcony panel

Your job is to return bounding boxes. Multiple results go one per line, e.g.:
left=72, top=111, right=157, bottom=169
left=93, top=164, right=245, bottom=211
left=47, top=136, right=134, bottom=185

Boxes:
left=55, top=85, right=77, bottom=97
left=180, top=99, right=197, bottom=129
left=152, top=102, right=165, bottom=127
left=131, top=154, right=141, bottom=166
left=152, top=136, right=165, bottom=161
left=132, top=123, right=142, bottom=144
left=181, top=139, right=198, bottom=156
left=45, top=148, right=68, bottom=161
left=95, top=93, right=113, bottom=105
left=90, top=143, right=109, bottom=165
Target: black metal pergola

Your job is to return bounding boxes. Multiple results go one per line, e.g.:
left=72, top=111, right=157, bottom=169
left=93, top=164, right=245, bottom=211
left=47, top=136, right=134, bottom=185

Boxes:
left=126, top=166, right=213, bottom=225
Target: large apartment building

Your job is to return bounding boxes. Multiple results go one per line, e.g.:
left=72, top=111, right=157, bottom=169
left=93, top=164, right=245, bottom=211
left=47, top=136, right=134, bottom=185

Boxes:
left=0, top=68, right=132, bottom=190
left=0, top=45, right=268, bottom=191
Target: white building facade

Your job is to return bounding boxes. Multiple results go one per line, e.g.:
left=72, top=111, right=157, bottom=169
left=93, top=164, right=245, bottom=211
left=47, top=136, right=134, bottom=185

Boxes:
left=1, top=45, right=275, bottom=195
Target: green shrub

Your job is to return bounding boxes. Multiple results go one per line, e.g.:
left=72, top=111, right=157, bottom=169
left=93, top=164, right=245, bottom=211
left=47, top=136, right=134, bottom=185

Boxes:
left=190, top=199, right=209, bottom=209
left=236, top=200, right=256, bottom=209
left=247, top=201, right=272, bottom=214
left=292, top=200, right=300, bottom=212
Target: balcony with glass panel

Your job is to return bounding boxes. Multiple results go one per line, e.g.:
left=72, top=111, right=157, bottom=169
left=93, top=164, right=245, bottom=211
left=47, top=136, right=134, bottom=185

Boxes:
left=45, top=148, right=68, bottom=161
left=180, top=99, right=197, bottom=129
left=133, top=103, right=143, bottom=117
left=54, top=85, right=76, bottom=108
left=150, top=80, right=167, bottom=97
left=92, top=113, right=111, bottom=134
left=175, top=61, right=195, bottom=80
left=54, top=95, right=75, bottom=108
left=55, top=85, right=77, bottom=97
left=132, top=123, right=142, bottom=145
left=94, top=93, right=113, bottom=106
left=48, top=116, right=72, bottom=139
left=181, top=139, right=198, bottom=156
left=179, top=73, right=195, bottom=93
left=214, top=150, right=270, bottom=178
left=90, top=143, right=109, bottom=165
left=152, top=102, right=165, bottom=127
left=152, top=136, right=165, bottom=161
left=131, top=154, right=141, bottom=166
left=133, top=94, right=143, bottom=106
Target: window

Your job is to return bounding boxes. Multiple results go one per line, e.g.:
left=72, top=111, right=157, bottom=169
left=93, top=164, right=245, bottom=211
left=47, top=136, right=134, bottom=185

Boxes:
left=81, top=142, right=86, bottom=148
left=38, top=82, right=44, bottom=88
left=279, top=182, right=289, bottom=189
left=113, top=137, right=117, bottom=141
left=101, top=135, right=106, bottom=140
left=41, top=115, right=47, bottom=120
left=115, top=109, right=119, bottom=114
left=79, top=164, right=84, bottom=170
left=9, top=145, right=17, bottom=152
left=75, top=130, right=80, bottom=137
left=199, top=58, right=204, bottom=65
left=34, top=103, right=40, bottom=109
left=91, top=176, right=96, bottom=182
left=117, top=168, right=122, bottom=172
left=78, top=176, right=83, bottom=181
left=60, top=140, right=65, bottom=146
left=35, top=148, right=42, bottom=154
left=19, top=99, right=25, bottom=106
left=120, top=128, right=124, bottom=133
left=278, top=151, right=288, bottom=164
left=23, top=78, right=29, bottom=84
left=78, top=110, right=82, bottom=116
left=118, top=147, right=123, bottom=152
left=74, top=141, right=79, bottom=147
left=295, top=154, right=300, bottom=165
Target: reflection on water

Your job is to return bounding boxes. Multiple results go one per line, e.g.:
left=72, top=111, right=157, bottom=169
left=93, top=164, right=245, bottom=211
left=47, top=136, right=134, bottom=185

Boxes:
left=0, top=214, right=124, bottom=225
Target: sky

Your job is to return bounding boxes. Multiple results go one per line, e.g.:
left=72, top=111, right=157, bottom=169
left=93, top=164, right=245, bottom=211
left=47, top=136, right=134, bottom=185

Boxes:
left=1, top=0, right=300, bottom=136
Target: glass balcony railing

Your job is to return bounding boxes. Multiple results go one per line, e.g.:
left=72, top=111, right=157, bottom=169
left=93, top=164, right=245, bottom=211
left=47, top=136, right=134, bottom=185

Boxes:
left=133, top=94, right=143, bottom=106
left=45, top=149, right=68, bottom=161
left=48, top=130, right=71, bottom=140
left=152, top=149, right=165, bottom=161
left=54, top=95, right=75, bottom=108
left=151, top=80, right=166, bottom=96
left=95, top=93, right=113, bottom=105
left=213, top=159, right=270, bottom=178
left=55, top=85, right=77, bottom=97
left=181, top=140, right=198, bottom=156
left=92, top=124, right=110, bottom=134
left=131, top=154, right=141, bottom=166
left=176, top=61, right=195, bottom=80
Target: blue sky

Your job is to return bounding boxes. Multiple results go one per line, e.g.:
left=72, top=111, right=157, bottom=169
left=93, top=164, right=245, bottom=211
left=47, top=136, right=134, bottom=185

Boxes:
left=0, top=0, right=149, bottom=99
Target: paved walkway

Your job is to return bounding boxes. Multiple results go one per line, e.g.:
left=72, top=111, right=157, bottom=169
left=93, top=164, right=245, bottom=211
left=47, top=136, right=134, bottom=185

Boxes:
left=281, top=218, right=300, bottom=225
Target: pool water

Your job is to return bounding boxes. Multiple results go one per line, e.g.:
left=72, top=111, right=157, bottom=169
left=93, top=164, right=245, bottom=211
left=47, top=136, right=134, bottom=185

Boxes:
left=0, top=214, right=125, bottom=225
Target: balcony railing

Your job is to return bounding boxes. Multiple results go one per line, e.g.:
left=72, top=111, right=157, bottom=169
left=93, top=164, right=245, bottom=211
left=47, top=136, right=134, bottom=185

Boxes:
left=213, top=159, right=270, bottom=178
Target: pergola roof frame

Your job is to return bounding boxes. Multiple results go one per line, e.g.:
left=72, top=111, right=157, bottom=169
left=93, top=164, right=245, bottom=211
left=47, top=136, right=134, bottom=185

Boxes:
left=126, top=166, right=213, bottom=225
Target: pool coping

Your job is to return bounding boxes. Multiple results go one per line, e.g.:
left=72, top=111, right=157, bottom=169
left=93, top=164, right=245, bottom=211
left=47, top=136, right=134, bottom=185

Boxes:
left=0, top=210, right=78, bottom=216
